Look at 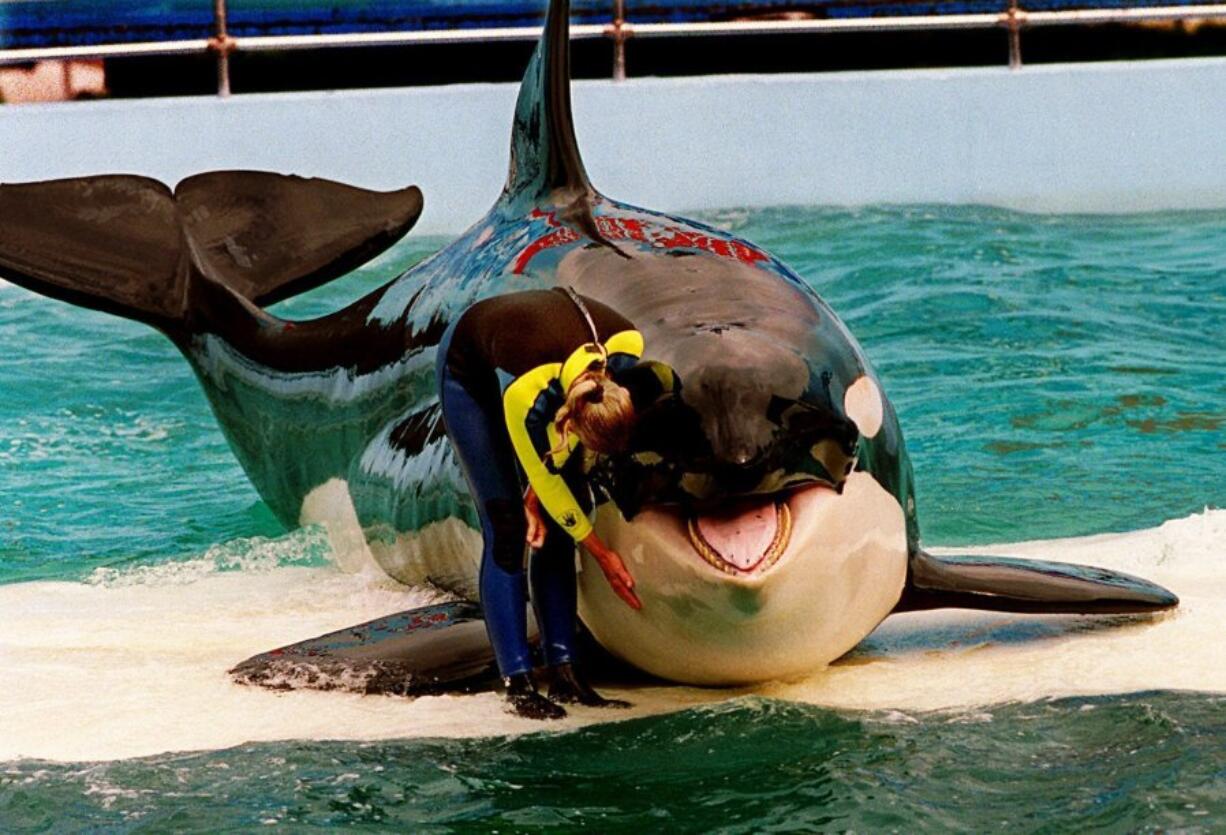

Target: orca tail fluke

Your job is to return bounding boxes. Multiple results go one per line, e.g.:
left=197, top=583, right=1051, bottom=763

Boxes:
left=177, top=171, right=423, bottom=308
left=0, top=172, right=422, bottom=336
left=229, top=601, right=500, bottom=696
left=0, top=175, right=189, bottom=331
left=894, top=550, right=1179, bottom=615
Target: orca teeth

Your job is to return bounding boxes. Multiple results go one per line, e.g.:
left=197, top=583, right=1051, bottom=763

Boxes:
left=686, top=501, right=792, bottom=575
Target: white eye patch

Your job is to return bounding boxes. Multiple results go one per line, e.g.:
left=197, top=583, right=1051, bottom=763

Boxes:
left=844, top=375, right=883, bottom=438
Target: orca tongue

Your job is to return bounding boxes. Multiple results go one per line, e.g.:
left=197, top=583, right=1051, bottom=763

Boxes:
left=691, top=499, right=781, bottom=572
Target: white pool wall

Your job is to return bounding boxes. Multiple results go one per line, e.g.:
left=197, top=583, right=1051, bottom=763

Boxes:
left=4, top=57, right=1226, bottom=234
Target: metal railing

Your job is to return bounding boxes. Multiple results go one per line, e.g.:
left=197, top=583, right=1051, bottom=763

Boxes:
left=2, top=1, right=1225, bottom=93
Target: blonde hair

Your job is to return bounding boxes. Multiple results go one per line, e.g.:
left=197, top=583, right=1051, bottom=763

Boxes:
left=549, top=365, right=636, bottom=463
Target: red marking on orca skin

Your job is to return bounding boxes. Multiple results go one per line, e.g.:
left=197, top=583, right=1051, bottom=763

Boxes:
left=511, top=208, right=768, bottom=274
left=512, top=227, right=581, bottom=273
left=406, top=611, right=451, bottom=629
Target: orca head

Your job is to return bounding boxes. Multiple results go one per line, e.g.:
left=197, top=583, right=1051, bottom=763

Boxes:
left=625, top=320, right=863, bottom=510
left=563, top=244, right=909, bottom=685
left=566, top=245, right=881, bottom=510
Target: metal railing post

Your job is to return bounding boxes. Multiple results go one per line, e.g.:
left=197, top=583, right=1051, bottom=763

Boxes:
left=1006, top=0, right=1024, bottom=69
left=211, top=0, right=234, bottom=96
left=611, top=0, right=628, bottom=81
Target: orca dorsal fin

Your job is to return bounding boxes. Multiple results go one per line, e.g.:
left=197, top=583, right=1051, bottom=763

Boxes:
left=504, top=0, right=592, bottom=204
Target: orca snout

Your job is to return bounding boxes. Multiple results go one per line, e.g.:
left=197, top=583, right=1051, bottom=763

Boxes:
left=711, top=449, right=770, bottom=495
left=683, top=347, right=804, bottom=464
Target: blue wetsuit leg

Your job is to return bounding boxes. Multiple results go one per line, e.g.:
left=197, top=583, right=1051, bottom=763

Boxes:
left=530, top=515, right=579, bottom=667
left=436, top=335, right=533, bottom=678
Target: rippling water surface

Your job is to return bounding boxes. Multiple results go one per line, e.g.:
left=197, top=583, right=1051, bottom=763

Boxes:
left=1, top=205, right=1224, bottom=830
left=5, top=694, right=1226, bottom=831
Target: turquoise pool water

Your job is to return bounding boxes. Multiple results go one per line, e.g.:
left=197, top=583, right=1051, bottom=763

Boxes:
left=1, top=205, right=1224, bottom=829
left=6, top=693, right=1226, bottom=830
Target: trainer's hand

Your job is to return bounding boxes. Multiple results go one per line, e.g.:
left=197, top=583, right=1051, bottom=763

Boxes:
left=523, top=486, right=546, bottom=549
left=580, top=532, right=641, bottom=610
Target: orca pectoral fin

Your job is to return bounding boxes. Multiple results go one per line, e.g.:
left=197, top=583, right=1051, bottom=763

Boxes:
left=229, top=601, right=498, bottom=696
left=894, top=550, right=1179, bottom=614
left=177, top=171, right=423, bottom=308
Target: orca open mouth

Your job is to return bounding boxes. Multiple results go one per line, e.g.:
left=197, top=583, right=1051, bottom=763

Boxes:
left=685, top=497, right=793, bottom=575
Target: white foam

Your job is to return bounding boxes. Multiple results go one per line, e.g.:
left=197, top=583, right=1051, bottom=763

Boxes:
left=1, top=509, right=1222, bottom=763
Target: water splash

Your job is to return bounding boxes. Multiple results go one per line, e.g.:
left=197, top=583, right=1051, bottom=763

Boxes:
left=85, top=526, right=335, bottom=588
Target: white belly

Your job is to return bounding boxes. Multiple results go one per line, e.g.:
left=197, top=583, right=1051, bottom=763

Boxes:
left=578, top=471, right=909, bottom=685
left=300, top=472, right=908, bottom=686
left=300, top=477, right=483, bottom=596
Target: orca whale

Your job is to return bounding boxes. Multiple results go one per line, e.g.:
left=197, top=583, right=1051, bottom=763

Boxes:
left=0, top=0, right=1177, bottom=693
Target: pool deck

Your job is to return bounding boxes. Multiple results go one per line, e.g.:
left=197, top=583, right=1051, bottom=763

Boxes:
left=4, top=56, right=1226, bottom=233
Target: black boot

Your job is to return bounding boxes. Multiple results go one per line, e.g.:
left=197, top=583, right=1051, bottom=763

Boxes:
left=503, top=673, right=567, bottom=720
left=548, top=663, right=631, bottom=708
